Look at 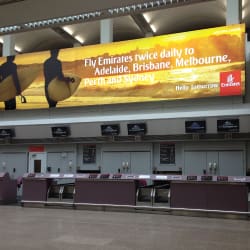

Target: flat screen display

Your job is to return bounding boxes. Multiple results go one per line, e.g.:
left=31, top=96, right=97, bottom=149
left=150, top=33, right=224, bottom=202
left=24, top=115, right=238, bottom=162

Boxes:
left=0, top=24, right=245, bottom=110
left=101, top=124, right=120, bottom=136
left=127, top=123, right=147, bottom=135
left=0, top=128, right=15, bottom=138
left=51, top=126, right=70, bottom=137
left=217, top=119, right=239, bottom=132
left=185, top=120, right=206, bottom=133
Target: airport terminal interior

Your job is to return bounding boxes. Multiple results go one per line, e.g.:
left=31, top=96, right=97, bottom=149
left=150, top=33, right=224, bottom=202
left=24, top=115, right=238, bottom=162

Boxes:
left=0, top=0, right=250, bottom=249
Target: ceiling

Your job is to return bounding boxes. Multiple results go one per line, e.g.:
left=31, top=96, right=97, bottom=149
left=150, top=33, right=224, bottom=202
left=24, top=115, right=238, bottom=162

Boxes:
left=0, top=0, right=249, bottom=55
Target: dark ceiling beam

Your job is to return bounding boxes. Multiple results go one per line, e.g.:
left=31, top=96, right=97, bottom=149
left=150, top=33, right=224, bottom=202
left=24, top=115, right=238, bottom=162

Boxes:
left=131, top=13, right=154, bottom=35
left=0, top=0, right=25, bottom=6
left=51, top=27, right=81, bottom=46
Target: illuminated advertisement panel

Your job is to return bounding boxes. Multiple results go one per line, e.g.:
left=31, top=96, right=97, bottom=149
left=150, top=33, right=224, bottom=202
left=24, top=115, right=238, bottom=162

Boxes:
left=0, top=24, right=245, bottom=110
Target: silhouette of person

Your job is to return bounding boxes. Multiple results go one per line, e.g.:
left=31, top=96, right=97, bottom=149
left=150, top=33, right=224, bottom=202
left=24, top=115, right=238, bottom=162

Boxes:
left=43, top=49, right=71, bottom=108
left=0, top=55, right=21, bottom=110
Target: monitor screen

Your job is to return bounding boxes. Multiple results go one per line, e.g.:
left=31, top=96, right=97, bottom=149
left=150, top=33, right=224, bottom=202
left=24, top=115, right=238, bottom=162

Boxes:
left=51, top=127, right=70, bottom=137
left=217, top=119, right=239, bottom=132
left=127, top=123, right=147, bottom=135
left=185, top=120, right=206, bottom=133
left=101, top=124, right=120, bottom=136
left=0, top=129, right=15, bottom=138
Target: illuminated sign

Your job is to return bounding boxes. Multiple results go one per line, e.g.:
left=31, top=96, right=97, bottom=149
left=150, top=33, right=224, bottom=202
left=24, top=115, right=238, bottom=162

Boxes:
left=0, top=24, right=245, bottom=110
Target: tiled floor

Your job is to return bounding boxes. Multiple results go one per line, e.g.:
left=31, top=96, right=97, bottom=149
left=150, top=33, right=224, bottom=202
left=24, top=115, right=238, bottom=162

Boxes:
left=0, top=205, right=249, bottom=250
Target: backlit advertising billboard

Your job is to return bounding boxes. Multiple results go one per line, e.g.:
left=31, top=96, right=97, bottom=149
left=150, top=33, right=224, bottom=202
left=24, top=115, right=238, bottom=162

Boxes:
left=0, top=24, right=245, bottom=110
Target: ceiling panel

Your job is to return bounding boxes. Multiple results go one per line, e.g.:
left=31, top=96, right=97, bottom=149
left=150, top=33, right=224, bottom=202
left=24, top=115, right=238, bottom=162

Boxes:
left=0, top=0, right=249, bottom=55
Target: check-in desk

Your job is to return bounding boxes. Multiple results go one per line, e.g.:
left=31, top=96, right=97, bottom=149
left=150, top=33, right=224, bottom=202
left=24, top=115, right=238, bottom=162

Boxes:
left=170, top=176, right=249, bottom=212
left=22, top=174, right=51, bottom=202
left=21, top=173, right=250, bottom=216
left=22, top=173, right=137, bottom=206
left=0, top=172, right=17, bottom=204
left=75, top=176, right=137, bottom=206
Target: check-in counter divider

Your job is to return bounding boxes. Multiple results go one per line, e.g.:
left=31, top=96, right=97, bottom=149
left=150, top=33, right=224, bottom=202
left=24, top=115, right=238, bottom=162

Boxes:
left=61, top=184, right=75, bottom=201
left=136, top=184, right=154, bottom=206
left=152, top=184, right=170, bottom=207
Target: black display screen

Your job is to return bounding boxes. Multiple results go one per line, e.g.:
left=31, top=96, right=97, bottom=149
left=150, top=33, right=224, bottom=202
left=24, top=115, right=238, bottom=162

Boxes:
left=51, top=127, right=70, bottom=137
left=160, top=143, right=175, bottom=164
left=83, top=145, right=96, bottom=164
left=127, top=123, right=147, bottom=135
left=185, top=120, right=206, bottom=133
left=0, top=129, right=15, bottom=138
left=217, top=119, right=239, bottom=132
left=101, top=124, right=120, bottom=136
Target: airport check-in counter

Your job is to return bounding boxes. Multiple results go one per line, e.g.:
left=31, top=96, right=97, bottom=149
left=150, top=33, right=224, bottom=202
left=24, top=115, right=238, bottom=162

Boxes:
left=22, top=173, right=138, bottom=206
left=170, top=176, right=249, bottom=212
left=0, top=172, right=17, bottom=204
left=22, top=173, right=52, bottom=202
left=75, top=174, right=137, bottom=206
left=22, top=173, right=76, bottom=203
left=21, top=173, right=250, bottom=214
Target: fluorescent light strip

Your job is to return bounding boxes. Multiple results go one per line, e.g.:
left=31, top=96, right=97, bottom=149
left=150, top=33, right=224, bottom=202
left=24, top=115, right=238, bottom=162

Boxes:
left=75, top=35, right=84, bottom=44
left=62, top=26, right=74, bottom=35
left=150, top=24, right=157, bottom=33
left=14, top=45, right=22, bottom=53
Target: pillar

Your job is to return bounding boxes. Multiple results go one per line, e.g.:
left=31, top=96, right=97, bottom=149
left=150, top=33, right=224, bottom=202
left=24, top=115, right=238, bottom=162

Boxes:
left=100, top=19, right=113, bottom=44
left=226, top=0, right=241, bottom=25
left=2, top=34, right=15, bottom=57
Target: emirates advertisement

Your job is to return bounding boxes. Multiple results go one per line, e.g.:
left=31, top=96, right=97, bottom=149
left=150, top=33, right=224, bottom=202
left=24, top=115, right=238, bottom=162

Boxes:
left=0, top=23, right=245, bottom=110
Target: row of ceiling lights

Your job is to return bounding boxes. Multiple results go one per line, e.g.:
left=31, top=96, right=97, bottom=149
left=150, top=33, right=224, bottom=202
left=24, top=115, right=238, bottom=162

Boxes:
left=0, top=0, right=189, bottom=35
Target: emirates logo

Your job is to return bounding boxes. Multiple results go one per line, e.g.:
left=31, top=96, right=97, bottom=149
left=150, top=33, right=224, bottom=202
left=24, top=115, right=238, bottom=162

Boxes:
left=220, top=70, right=242, bottom=96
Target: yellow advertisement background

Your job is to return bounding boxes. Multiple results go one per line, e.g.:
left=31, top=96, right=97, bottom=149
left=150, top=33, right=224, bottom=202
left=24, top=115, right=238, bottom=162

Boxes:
left=0, top=23, right=245, bottom=110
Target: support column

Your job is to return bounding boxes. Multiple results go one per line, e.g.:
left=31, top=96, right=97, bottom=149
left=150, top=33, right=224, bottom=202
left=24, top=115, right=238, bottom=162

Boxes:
left=100, top=19, right=113, bottom=44
left=245, top=35, right=250, bottom=103
left=2, top=34, right=15, bottom=57
left=226, top=0, right=241, bottom=25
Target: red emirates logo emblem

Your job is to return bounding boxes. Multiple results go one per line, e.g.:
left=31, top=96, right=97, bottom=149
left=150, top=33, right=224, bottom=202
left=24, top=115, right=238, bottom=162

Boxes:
left=220, top=70, right=242, bottom=96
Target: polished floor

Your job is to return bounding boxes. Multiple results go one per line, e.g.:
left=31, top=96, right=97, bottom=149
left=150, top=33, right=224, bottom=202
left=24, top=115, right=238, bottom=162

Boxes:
left=0, top=206, right=249, bottom=250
